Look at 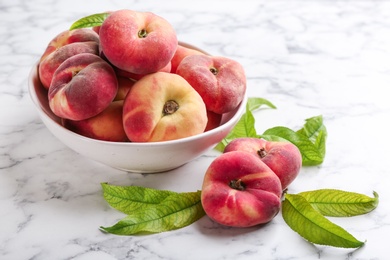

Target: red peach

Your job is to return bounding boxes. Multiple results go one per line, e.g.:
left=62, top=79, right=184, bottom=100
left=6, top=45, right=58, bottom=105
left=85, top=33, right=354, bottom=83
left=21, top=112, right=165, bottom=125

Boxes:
left=39, top=28, right=99, bottom=63
left=92, top=11, right=113, bottom=35
left=170, top=44, right=205, bottom=73
left=49, top=53, right=118, bottom=121
left=114, top=76, right=136, bottom=101
left=92, top=26, right=101, bottom=35
left=99, top=9, right=178, bottom=75
left=39, top=41, right=99, bottom=89
left=115, top=61, right=172, bottom=81
left=176, top=54, right=246, bottom=114
left=62, top=100, right=128, bottom=142
left=201, top=151, right=282, bottom=227
left=224, top=138, right=302, bottom=190
left=204, top=110, right=222, bottom=132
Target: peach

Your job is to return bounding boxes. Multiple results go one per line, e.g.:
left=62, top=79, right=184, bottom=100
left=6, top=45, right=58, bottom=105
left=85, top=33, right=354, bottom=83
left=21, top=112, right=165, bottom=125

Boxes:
left=49, top=53, right=118, bottom=121
left=115, top=61, right=172, bottom=81
left=62, top=100, right=128, bottom=142
left=201, top=151, right=282, bottom=227
left=114, top=76, right=136, bottom=101
left=170, top=44, right=205, bottom=73
left=39, top=41, right=99, bottom=89
left=99, top=9, right=178, bottom=75
left=204, top=110, right=222, bottom=132
left=224, top=138, right=302, bottom=190
left=176, top=54, right=246, bottom=114
left=92, top=11, right=113, bottom=35
left=39, top=28, right=99, bottom=63
left=92, top=26, right=101, bottom=35
left=122, top=72, right=208, bottom=142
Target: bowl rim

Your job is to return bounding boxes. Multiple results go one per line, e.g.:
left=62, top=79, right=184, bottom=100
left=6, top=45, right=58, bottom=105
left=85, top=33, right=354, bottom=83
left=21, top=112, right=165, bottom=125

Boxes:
left=29, top=43, right=247, bottom=147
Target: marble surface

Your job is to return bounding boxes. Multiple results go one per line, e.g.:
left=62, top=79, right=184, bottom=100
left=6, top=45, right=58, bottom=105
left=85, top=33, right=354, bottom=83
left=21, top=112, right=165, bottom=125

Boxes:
left=1, top=0, right=390, bottom=259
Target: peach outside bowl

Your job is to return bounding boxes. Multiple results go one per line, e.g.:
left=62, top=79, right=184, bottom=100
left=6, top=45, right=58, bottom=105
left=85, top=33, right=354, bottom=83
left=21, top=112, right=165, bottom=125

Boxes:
left=28, top=44, right=247, bottom=173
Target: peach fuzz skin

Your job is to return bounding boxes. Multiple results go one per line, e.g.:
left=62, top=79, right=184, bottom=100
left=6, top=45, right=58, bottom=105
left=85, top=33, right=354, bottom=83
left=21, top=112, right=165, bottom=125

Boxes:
left=49, top=53, right=118, bottom=121
left=201, top=151, right=282, bottom=228
left=170, top=45, right=205, bottom=74
left=176, top=54, right=246, bottom=114
left=99, top=9, right=178, bottom=75
left=114, top=76, right=136, bottom=101
left=39, top=41, right=99, bottom=89
left=204, top=110, right=222, bottom=132
left=62, top=100, right=128, bottom=142
left=115, top=61, right=172, bottom=81
left=122, top=72, right=208, bottom=142
left=224, top=138, right=302, bottom=190
left=39, top=28, right=99, bottom=63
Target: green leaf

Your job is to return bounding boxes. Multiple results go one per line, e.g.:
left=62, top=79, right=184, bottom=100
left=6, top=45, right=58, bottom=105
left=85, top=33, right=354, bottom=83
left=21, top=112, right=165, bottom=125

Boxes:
left=246, top=97, right=277, bottom=112
left=296, top=115, right=327, bottom=159
left=298, top=189, right=379, bottom=217
left=100, top=190, right=205, bottom=235
left=227, top=104, right=258, bottom=140
left=260, top=127, right=324, bottom=166
left=282, top=194, right=365, bottom=248
left=101, top=183, right=177, bottom=215
left=69, top=12, right=110, bottom=30
left=214, top=97, right=276, bottom=152
left=215, top=105, right=256, bottom=152
left=214, top=97, right=327, bottom=167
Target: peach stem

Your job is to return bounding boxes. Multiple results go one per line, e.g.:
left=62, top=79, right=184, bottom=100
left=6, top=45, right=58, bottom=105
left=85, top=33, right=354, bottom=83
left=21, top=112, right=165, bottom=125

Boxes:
left=257, top=148, right=267, bottom=158
left=209, top=67, right=218, bottom=75
left=163, top=100, right=179, bottom=115
left=138, top=29, right=148, bottom=38
left=229, top=179, right=246, bottom=191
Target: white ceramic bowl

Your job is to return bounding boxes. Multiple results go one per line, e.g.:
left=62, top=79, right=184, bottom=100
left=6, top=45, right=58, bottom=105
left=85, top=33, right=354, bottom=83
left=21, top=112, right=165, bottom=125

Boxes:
left=28, top=45, right=246, bottom=173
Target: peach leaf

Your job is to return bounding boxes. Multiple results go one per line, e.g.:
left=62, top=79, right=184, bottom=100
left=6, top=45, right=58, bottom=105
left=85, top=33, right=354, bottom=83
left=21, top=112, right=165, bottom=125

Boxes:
left=282, top=193, right=365, bottom=248
left=70, top=12, right=110, bottom=30
left=298, top=189, right=379, bottom=217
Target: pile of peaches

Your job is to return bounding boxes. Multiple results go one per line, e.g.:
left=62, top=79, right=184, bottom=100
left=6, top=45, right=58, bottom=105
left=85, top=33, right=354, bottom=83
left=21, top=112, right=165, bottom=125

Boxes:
left=38, top=9, right=247, bottom=143
left=38, top=9, right=303, bottom=228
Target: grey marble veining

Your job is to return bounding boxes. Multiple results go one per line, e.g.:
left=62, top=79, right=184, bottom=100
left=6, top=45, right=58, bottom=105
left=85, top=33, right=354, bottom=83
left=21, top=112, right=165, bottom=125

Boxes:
left=1, top=0, right=390, bottom=259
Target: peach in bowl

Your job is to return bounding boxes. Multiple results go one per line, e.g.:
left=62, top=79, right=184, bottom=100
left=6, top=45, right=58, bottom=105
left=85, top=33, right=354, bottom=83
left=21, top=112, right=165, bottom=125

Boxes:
left=28, top=43, right=247, bottom=173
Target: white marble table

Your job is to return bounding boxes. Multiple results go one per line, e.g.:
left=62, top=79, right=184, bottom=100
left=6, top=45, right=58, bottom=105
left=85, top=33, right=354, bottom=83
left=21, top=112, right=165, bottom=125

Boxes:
left=1, top=0, right=390, bottom=259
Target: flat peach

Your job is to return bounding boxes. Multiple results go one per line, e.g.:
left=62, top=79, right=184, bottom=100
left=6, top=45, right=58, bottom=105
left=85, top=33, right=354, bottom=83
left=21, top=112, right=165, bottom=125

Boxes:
left=49, top=53, right=118, bottom=121
left=176, top=54, right=246, bottom=114
left=63, top=100, right=128, bottom=142
left=114, top=76, right=136, bottom=101
left=99, top=9, right=178, bottom=75
left=40, top=28, right=99, bottom=63
left=123, top=72, right=207, bottom=142
left=170, top=45, right=205, bottom=73
left=201, top=151, right=282, bottom=227
left=39, top=41, right=99, bottom=89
